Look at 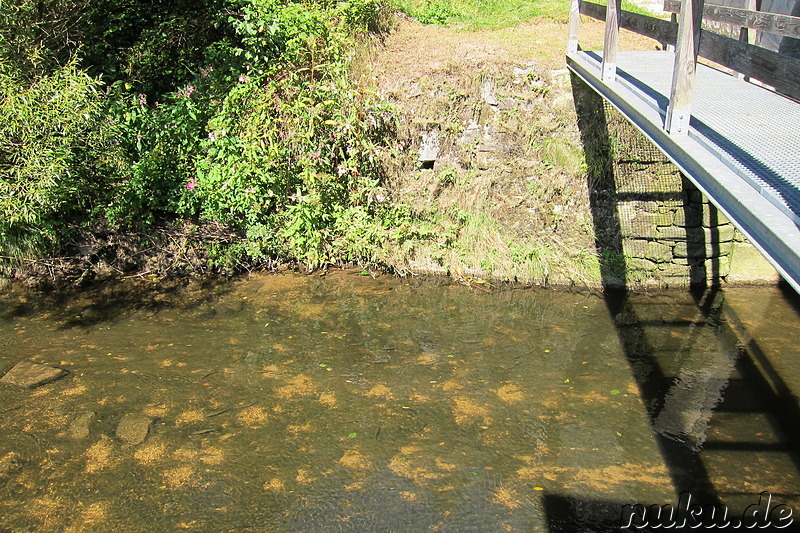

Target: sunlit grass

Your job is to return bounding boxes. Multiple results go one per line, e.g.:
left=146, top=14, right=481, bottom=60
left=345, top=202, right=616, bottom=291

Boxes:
left=393, top=0, right=569, bottom=29
left=392, top=0, right=656, bottom=30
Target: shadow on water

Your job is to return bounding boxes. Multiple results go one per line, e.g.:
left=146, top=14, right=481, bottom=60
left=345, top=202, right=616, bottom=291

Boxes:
left=569, top=73, right=800, bottom=531
left=0, top=276, right=236, bottom=329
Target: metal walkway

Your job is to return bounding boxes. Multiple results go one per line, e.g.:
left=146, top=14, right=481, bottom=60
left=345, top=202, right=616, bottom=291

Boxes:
left=567, top=48, right=800, bottom=292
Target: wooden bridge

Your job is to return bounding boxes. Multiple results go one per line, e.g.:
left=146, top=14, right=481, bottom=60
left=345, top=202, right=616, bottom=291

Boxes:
left=565, top=0, right=800, bottom=292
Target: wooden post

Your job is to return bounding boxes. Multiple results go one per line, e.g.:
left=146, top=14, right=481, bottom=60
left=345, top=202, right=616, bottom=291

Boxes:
left=738, top=0, right=758, bottom=80
left=568, top=0, right=581, bottom=54
left=666, top=12, right=678, bottom=52
left=666, top=0, right=705, bottom=135
left=602, top=0, right=622, bottom=81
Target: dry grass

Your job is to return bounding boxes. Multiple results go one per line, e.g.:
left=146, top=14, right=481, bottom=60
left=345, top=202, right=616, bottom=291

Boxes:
left=356, top=17, right=659, bottom=285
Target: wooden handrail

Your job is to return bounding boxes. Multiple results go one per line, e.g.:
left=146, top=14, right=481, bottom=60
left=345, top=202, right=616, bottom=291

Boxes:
left=575, top=1, right=800, bottom=100
left=663, top=0, right=800, bottom=39
left=567, top=0, right=800, bottom=139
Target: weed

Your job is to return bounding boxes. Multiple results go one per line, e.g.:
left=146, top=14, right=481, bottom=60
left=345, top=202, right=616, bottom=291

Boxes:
left=437, top=165, right=458, bottom=188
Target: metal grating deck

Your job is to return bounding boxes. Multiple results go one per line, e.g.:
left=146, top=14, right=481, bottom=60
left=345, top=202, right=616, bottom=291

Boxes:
left=567, top=49, right=800, bottom=292
left=610, top=50, right=800, bottom=223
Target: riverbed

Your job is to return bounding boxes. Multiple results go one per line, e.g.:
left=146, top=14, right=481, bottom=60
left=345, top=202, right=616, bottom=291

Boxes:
left=1, top=271, right=798, bottom=531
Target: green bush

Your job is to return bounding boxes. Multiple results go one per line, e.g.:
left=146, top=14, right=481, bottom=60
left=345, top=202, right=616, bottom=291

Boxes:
left=192, top=0, right=398, bottom=268
left=0, top=61, right=122, bottom=257
left=1, top=0, right=418, bottom=272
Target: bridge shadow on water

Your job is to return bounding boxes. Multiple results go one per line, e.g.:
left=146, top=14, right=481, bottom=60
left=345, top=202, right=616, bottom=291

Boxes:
left=550, top=75, right=800, bottom=532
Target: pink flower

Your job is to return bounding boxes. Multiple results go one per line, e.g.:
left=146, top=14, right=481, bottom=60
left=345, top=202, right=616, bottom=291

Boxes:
left=178, top=86, right=196, bottom=98
left=185, top=177, right=198, bottom=191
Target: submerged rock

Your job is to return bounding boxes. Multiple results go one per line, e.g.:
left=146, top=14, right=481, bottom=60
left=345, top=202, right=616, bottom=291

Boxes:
left=69, top=411, right=97, bottom=440
left=0, top=452, right=22, bottom=483
left=115, top=413, right=152, bottom=445
left=0, top=361, right=68, bottom=388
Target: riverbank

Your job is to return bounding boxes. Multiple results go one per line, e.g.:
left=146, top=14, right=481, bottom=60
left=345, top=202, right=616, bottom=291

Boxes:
left=0, top=13, right=646, bottom=289
left=353, top=16, right=656, bottom=285
left=1, top=7, right=780, bottom=290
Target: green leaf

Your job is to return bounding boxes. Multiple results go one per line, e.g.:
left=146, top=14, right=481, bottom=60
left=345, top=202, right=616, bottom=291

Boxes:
left=348, top=432, right=357, bottom=438
left=610, top=389, right=621, bottom=395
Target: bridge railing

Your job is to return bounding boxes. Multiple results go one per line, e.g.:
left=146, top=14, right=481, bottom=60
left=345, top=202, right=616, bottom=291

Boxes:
left=567, top=0, right=800, bottom=135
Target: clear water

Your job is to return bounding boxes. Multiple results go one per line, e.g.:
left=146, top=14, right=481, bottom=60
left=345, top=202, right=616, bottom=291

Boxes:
left=0, top=271, right=798, bottom=532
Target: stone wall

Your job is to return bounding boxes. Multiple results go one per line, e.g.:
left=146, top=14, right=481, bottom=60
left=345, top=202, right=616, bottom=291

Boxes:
left=604, top=103, right=780, bottom=288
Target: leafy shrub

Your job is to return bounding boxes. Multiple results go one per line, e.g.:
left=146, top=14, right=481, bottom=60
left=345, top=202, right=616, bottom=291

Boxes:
left=191, top=0, right=398, bottom=268
left=417, top=1, right=457, bottom=24
left=102, top=82, right=209, bottom=227
left=0, top=61, right=122, bottom=257
left=1, top=0, right=421, bottom=273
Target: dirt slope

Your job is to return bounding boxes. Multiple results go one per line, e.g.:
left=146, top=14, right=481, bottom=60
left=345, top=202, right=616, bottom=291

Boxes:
left=358, top=17, right=657, bottom=285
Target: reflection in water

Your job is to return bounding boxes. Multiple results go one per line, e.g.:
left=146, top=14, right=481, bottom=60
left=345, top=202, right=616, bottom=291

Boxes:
left=0, top=272, right=798, bottom=531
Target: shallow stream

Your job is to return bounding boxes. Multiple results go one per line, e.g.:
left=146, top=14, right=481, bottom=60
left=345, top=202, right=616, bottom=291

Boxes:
left=1, top=271, right=798, bottom=531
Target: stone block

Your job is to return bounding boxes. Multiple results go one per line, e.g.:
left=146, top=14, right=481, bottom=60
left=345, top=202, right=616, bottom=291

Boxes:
left=711, top=225, right=736, bottom=243
left=656, top=263, right=688, bottom=277
left=650, top=211, right=675, bottom=227
left=116, top=414, right=152, bottom=445
left=628, top=257, right=658, bottom=272
left=673, top=241, right=734, bottom=259
left=678, top=199, right=733, bottom=226
left=685, top=226, right=736, bottom=244
left=623, top=239, right=649, bottom=258
left=707, top=255, right=732, bottom=279
left=647, top=241, right=673, bottom=263
left=654, top=225, right=687, bottom=240
left=727, top=243, right=780, bottom=283
left=619, top=206, right=658, bottom=239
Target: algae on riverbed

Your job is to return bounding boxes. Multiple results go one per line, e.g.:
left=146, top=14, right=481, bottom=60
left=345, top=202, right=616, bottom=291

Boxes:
left=1, top=271, right=799, bottom=530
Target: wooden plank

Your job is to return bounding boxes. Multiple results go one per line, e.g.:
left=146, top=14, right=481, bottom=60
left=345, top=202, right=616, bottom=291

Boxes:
left=666, top=0, right=705, bottom=135
left=700, top=30, right=800, bottom=99
left=603, top=0, right=623, bottom=80
left=580, top=0, right=607, bottom=20
left=568, top=0, right=581, bottom=53
left=580, top=1, right=606, bottom=20
left=580, top=2, right=678, bottom=44
left=664, top=0, right=800, bottom=38
left=622, top=10, right=679, bottom=43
